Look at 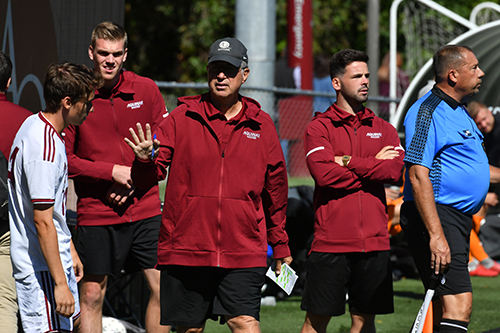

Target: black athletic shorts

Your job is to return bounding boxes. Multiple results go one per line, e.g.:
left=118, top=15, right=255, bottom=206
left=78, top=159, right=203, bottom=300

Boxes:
left=300, top=251, right=394, bottom=316
left=75, top=215, right=161, bottom=276
left=159, top=266, right=266, bottom=328
left=400, top=201, right=472, bottom=295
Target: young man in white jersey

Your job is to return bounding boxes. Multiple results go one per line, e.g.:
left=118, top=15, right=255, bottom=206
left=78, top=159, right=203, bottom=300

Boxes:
left=8, top=63, right=103, bottom=332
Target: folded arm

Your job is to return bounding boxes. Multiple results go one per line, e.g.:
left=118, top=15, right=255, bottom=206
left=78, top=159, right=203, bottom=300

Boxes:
left=304, top=122, right=362, bottom=189
left=346, top=127, right=404, bottom=184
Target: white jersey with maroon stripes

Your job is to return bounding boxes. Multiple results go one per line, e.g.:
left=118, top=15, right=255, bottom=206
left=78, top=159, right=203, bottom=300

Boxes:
left=8, top=112, right=72, bottom=279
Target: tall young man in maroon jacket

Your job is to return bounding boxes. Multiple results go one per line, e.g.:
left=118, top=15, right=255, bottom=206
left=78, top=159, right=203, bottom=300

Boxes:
left=64, top=22, right=169, bottom=333
left=125, top=37, right=292, bottom=333
left=300, top=49, right=404, bottom=333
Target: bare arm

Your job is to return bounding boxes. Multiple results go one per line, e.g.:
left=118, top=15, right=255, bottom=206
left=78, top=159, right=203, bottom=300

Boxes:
left=490, top=165, right=500, bottom=184
left=408, top=164, right=450, bottom=275
left=34, top=204, right=75, bottom=318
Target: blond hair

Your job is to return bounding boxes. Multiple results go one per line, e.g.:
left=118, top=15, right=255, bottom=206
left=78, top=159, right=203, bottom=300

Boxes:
left=90, top=21, right=127, bottom=49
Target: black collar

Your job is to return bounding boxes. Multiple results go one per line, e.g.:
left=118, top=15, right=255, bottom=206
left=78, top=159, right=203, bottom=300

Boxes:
left=431, top=86, right=465, bottom=109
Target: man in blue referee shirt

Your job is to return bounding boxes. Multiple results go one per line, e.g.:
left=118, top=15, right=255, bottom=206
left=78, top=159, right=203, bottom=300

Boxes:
left=401, top=45, right=500, bottom=333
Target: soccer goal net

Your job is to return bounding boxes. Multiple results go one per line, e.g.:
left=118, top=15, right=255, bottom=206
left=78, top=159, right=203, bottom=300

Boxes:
left=400, top=0, right=500, bottom=79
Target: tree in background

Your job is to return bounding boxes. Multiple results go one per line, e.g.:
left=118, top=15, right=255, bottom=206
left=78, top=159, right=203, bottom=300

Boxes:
left=125, top=0, right=235, bottom=82
left=125, top=0, right=489, bottom=83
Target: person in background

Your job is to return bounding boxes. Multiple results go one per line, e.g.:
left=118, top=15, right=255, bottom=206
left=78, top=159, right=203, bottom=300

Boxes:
left=378, top=52, right=409, bottom=121
left=469, top=101, right=500, bottom=167
left=467, top=101, right=500, bottom=275
left=0, top=50, right=32, bottom=333
left=313, top=55, right=336, bottom=113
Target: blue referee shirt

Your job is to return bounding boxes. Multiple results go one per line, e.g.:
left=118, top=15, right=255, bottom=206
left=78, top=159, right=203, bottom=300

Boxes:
left=403, top=86, right=489, bottom=215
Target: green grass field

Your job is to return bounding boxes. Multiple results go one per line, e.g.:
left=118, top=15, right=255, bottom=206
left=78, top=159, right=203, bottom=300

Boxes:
left=204, top=276, right=500, bottom=333
left=158, top=178, right=500, bottom=332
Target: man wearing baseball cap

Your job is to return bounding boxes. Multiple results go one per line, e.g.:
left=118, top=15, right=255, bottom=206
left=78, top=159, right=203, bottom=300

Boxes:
left=126, top=37, right=292, bottom=332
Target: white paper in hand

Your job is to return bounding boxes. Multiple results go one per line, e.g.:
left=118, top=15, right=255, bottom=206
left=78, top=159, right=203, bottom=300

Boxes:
left=265, top=263, right=298, bottom=295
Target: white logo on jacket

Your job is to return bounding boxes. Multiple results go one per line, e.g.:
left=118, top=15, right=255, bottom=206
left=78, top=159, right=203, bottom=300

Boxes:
left=366, top=132, right=382, bottom=139
left=243, top=131, right=260, bottom=140
left=127, top=100, right=144, bottom=109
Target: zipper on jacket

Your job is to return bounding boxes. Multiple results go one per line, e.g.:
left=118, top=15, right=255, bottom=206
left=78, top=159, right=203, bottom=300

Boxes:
left=109, top=96, right=132, bottom=222
left=217, top=149, right=225, bottom=267
left=214, top=121, right=245, bottom=266
left=354, top=124, right=365, bottom=252
left=190, top=110, right=225, bottom=266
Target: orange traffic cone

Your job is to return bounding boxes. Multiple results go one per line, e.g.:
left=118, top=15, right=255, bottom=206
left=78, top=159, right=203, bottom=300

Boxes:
left=422, top=300, right=433, bottom=333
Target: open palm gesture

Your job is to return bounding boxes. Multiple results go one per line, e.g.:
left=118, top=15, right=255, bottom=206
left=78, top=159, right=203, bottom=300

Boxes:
left=124, top=123, right=160, bottom=160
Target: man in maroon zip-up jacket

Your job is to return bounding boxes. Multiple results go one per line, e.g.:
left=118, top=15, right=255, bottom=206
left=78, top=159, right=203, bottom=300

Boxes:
left=300, top=49, right=404, bottom=333
left=126, top=37, right=292, bottom=333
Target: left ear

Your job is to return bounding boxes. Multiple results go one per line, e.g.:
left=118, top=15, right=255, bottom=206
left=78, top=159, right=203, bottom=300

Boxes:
left=123, top=48, right=128, bottom=63
left=448, top=69, right=459, bottom=84
left=332, top=77, right=341, bottom=90
left=241, top=68, right=250, bottom=83
left=62, top=96, right=72, bottom=110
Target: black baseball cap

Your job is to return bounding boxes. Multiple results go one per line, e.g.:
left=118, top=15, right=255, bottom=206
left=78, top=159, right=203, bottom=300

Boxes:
left=208, top=37, right=248, bottom=68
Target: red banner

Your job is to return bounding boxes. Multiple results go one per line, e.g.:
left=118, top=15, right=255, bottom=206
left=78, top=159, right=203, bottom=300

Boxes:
left=287, top=0, right=313, bottom=90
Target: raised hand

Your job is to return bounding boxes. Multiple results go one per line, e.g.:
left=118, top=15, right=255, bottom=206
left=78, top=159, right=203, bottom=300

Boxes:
left=124, top=123, right=159, bottom=161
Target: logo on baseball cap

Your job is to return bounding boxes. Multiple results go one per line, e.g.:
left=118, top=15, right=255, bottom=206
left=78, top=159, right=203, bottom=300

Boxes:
left=208, top=37, right=248, bottom=68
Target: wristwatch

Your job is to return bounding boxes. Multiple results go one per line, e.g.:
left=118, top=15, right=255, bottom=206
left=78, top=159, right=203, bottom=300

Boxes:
left=342, top=155, right=351, bottom=167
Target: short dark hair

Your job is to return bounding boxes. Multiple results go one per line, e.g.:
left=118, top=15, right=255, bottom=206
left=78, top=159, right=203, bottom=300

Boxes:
left=43, top=63, right=103, bottom=112
left=433, top=45, right=473, bottom=83
left=329, top=49, right=369, bottom=80
left=0, top=51, right=12, bottom=92
left=91, top=21, right=127, bottom=49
